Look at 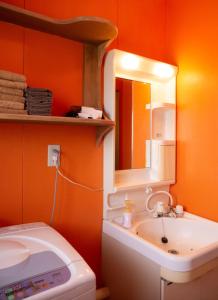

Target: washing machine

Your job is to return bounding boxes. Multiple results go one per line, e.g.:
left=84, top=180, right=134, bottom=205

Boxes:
left=0, top=222, right=96, bottom=300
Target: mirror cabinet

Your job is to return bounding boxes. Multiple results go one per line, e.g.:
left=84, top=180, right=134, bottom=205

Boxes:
left=103, top=49, right=177, bottom=217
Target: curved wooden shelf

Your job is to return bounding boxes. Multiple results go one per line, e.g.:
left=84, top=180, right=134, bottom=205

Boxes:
left=0, top=2, right=117, bottom=144
left=0, top=1, right=118, bottom=109
left=0, top=1, right=118, bottom=45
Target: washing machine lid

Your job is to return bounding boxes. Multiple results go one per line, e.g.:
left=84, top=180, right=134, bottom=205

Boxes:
left=0, top=223, right=83, bottom=265
left=0, top=239, right=30, bottom=269
left=0, top=248, right=70, bottom=289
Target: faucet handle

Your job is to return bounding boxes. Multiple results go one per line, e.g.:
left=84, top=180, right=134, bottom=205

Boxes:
left=167, top=206, right=177, bottom=218
left=154, top=201, right=168, bottom=217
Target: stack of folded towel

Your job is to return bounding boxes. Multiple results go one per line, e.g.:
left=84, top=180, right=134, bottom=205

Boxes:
left=0, top=70, right=27, bottom=114
left=25, top=88, right=53, bottom=116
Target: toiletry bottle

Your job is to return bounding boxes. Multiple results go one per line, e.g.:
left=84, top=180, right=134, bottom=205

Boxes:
left=123, top=199, right=134, bottom=229
left=175, top=204, right=184, bottom=217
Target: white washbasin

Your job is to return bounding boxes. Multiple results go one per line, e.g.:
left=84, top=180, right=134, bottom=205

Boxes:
left=134, top=216, right=218, bottom=256
left=103, top=212, right=218, bottom=273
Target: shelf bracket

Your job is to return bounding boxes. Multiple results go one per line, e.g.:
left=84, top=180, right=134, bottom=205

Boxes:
left=83, top=41, right=108, bottom=109
left=96, top=125, right=113, bottom=146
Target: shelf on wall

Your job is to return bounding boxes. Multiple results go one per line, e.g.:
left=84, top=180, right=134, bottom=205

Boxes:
left=0, top=1, right=117, bottom=45
left=0, top=1, right=118, bottom=144
left=146, top=103, right=175, bottom=110
left=0, top=1, right=118, bottom=108
left=114, top=180, right=175, bottom=193
left=0, top=113, right=114, bottom=145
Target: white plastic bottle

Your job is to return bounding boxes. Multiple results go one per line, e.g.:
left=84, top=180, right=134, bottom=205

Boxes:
left=175, top=204, right=184, bottom=217
left=122, top=196, right=134, bottom=229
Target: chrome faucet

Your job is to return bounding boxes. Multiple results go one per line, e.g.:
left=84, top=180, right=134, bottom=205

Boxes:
left=145, top=188, right=180, bottom=218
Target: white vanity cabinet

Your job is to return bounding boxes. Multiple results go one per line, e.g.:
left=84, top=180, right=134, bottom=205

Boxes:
left=102, top=233, right=218, bottom=300
left=164, top=273, right=218, bottom=300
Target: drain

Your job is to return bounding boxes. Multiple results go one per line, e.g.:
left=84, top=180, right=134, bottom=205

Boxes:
left=161, top=236, right=168, bottom=244
left=168, top=249, right=179, bottom=255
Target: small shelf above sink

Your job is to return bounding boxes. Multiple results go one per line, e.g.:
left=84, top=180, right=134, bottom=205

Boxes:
left=146, top=102, right=175, bottom=110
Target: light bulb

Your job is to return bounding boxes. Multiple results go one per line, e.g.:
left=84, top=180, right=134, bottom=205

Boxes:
left=120, top=54, right=140, bottom=70
left=153, top=63, right=174, bottom=79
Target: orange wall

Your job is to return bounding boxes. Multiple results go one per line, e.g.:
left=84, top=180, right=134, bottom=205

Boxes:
left=0, top=0, right=167, bottom=284
left=166, top=0, right=218, bottom=222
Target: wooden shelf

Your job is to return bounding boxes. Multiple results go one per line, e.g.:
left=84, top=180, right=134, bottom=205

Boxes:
left=0, top=114, right=114, bottom=145
left=0, top=113, right=113, bottom=125
left=0, top=2, right=118, bottom=144
left=0, top=1, right=118, bottom=109
left=0, top=2, right=117, bottom=45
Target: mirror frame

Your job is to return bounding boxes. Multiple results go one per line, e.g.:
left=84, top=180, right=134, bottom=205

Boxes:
left=103, top=49, right=177, bottom=212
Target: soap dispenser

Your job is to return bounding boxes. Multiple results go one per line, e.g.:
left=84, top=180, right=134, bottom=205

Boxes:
left=122, top=194, right=134, bottom=229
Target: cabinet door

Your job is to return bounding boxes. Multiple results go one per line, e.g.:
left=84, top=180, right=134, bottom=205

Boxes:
left=163, top=267, right=218, bottom=300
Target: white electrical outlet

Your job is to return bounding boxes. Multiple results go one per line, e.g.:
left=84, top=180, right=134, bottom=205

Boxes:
left=48, top=145, right=60, bottom=167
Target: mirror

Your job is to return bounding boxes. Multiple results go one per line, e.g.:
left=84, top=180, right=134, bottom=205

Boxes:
left=115, top=78, right=151, bottom=170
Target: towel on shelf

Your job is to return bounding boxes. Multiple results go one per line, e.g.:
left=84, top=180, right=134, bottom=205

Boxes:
left=0, top=108, right=27, bottom=115
left=0, top=94, right=25, bottom=103
left=25, top=87, right=53, bottom=115
left=0, top=79, right=27, bottom=90
left=0, top=70, right=26, bottom=82
left=27, top=111, right=51, bottom=116
left=26, top=96, right=52, bottom=102
left=0, top=100, right=24, bottom=110
left=0, top=70, right=27, bottom=115
left=0, top=86, right=24, bottom=97
left=27, top=102, right=52, bottom=109
left=25, top=88, right=52, bottom=96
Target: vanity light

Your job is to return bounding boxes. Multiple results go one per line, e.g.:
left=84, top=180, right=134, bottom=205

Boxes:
left=153, top=63, right=174, bottom=79
left=120, top=54, right=140, bottom=70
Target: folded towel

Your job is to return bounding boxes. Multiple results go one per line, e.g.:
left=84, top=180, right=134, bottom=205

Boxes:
left=0, top=108, right=27, bottom=115
left=0, top=101, right=24, bottom=110
left=27, top=104, right=52, bottom=110
left=25, top=87, right=52, bottom=94
left=26, top=92, right=52, bottom=97
left=27, top=108, right=52, bottom=113
left=25, top=87, right=53, bottom=116
left=0, top=79, right=27, bottom=90
left=0, top=70, right=26, bottom=82
left=28, top=111, right=51, bottom=116
left=26, top=99, right=52, bottom=104
left=0, top=86, right=23, bottom=97
left=27, top=106, right=51, bottom=111
left=0, top=94, right=25, bottom=103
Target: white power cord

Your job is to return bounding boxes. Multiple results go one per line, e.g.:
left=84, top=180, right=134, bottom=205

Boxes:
left=50, top=150, right=103, bottom=225
left=56, top=167, right=103, bottom=192
left=50, top=167, right=58, bottom=226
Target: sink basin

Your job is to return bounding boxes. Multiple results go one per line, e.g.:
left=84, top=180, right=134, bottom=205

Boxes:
left=103, top=211, right=218, bottom=281
left=135, top=216, right=218, bottom=256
